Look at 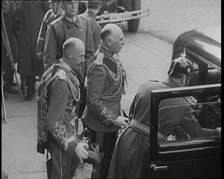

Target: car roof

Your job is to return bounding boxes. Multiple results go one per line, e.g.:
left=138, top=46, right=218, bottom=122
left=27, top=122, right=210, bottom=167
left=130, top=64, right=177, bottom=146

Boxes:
left=173, top=26, right=221, bottom=70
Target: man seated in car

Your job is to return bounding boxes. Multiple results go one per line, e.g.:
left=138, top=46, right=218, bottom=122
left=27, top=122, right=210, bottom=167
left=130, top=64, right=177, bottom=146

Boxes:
left=108, top=52, right=221, bottom=179
left=158, top=54, right=221, bottom=140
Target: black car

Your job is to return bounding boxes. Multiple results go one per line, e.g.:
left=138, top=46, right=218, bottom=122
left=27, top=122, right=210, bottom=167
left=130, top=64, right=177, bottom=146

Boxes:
left=172, top=26, right=221, bottom=86
left=146, top=27, right=221, bottom=178
left=172, top=26, right=221, bottom=128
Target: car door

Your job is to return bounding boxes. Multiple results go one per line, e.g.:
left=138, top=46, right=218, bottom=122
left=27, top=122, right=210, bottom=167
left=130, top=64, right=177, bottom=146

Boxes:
left=146, top=84, right=221, bottom=178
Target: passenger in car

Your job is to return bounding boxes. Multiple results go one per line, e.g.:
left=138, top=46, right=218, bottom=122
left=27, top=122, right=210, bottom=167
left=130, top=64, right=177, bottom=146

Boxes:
left=158, top=56, right=221, bottom=139
left=107, top=53, right=221, bottom=179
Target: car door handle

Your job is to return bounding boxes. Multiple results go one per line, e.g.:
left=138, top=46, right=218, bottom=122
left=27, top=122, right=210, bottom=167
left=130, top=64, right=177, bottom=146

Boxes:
left=151, top=164, right=168, bottom=171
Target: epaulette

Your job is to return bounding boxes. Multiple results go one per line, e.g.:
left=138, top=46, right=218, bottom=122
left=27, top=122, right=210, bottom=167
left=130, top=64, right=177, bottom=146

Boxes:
left=54, top=68, right=80, bottom=101
left=55, top=69, right=67, bottom=80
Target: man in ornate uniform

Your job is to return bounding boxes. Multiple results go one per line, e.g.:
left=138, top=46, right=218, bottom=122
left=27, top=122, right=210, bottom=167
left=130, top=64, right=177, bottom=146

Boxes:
left=41, top=38, right=89, bottom=179
left=108, top=54, right=221, bottom=178
left=82, top=23, right=128, bottom=178
left=44, top=0, right=95, bottom=117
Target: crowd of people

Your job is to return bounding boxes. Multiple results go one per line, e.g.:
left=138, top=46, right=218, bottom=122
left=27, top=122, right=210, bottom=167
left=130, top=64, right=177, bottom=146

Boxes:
left=2, top=0, right=221, bottom=179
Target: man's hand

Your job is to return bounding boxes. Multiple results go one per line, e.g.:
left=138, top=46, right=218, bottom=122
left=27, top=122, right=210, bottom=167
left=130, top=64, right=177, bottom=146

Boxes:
left=75, top=142, right=89, bottom=162
left=115, top=116, right=128, bottom=128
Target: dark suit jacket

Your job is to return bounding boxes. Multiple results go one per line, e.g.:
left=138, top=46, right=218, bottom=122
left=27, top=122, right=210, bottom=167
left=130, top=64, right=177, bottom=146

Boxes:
left=15, top=0, right=49, bottom=76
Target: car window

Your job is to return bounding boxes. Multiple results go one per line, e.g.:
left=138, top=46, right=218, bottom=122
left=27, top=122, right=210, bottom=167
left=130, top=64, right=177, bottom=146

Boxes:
left=158, top=96, right=221, bottom=143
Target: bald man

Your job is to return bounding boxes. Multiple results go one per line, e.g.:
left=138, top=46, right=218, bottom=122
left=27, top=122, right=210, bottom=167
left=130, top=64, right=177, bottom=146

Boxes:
left=82, top=23, right=128, bottom=178
left=38, top=37, right=89, bottom=179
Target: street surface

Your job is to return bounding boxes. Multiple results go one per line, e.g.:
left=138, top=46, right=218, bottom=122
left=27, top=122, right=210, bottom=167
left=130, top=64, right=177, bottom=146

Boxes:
left=140, top=0, right=221, bottom=43
left=2, top=0, right=221, bottom=178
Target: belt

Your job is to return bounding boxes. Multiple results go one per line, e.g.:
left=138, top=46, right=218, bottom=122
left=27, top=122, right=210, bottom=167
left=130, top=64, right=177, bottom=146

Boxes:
left=129, top=119, right=167, bottom=141
left=130, top=119, right=149, bottom=136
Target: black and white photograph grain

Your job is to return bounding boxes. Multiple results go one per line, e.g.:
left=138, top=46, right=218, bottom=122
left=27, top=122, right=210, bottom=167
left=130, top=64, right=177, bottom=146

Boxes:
left=2, top=0, right=221, bottom=178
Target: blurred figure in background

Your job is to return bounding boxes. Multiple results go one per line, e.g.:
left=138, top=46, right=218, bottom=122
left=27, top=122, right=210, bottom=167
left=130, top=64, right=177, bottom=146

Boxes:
left=15, top=0, right=50, bottom=100
left=2, top=1, right=18, bottom=95
left=36, top=0, right=64, bottom=61
left=98, top=0, right=117, bottom=14
left=80, top=0, right=102, bottom=52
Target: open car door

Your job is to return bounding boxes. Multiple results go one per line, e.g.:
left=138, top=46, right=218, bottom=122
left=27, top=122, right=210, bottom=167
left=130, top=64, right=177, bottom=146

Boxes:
left=146, top=84, right=221, bottom=178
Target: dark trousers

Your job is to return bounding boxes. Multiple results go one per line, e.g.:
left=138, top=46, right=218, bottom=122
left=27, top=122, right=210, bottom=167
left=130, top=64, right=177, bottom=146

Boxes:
left=21, top=75, right=36, bottom=96
left=3, top=69, right=14, bottom=89
left=49, top=140, right=79, bottom=179
left=90, top=130, right=117, bottom=178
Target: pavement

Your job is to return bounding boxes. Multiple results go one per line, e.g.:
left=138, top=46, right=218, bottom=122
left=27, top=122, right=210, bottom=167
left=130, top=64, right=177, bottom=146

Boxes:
left=140, top=0, right=221, bottom=44
left=2, top=88, right=47, bottom=179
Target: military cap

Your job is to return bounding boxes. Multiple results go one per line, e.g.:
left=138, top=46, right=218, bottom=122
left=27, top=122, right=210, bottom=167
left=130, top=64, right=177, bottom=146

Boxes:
left=168, top=53, right=192, bottom=76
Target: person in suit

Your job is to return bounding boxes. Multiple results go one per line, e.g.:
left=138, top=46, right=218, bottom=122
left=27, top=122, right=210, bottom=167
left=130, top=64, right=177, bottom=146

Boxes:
left=2, top=1, right=18, bottom=94
left=36, top=0, right=63, bottom=61
left=15, top=0, right=50, bottom=100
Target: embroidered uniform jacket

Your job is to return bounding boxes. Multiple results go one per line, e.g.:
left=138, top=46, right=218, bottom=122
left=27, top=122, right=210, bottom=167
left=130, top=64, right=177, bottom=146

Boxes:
left=82, top=48, right=127, bottom=132
left=44, top=60, right=81, bottom=178
left=45, top=60, right=80, bottom=151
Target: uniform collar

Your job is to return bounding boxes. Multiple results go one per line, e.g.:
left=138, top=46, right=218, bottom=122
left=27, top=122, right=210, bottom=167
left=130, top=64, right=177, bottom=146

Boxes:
left=62, top=15, right=80, bottom=28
